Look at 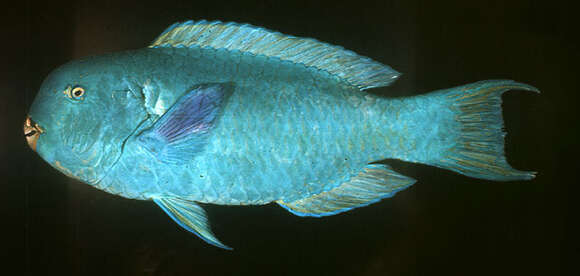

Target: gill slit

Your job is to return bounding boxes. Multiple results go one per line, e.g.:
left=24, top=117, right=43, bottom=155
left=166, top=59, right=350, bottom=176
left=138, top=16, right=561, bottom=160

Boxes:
left=92, top=78, right=151, bottom=189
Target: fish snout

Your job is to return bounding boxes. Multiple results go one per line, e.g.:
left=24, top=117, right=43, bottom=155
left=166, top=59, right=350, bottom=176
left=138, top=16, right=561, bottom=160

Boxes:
left=24, top=115, right=44, bottom=152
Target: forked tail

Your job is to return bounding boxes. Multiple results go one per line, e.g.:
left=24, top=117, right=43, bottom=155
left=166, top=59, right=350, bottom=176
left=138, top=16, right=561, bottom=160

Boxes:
left=432, top=80, right=538, bottom=180
left=387, top=80, right=538, bottom=181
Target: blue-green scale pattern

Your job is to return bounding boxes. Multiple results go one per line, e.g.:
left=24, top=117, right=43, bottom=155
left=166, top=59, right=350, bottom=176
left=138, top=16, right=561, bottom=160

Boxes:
left=97, top=46, right=437, bottom=204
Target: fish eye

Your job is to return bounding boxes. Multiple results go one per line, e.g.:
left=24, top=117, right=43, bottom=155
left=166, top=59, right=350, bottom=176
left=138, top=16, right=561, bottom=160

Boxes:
left=64, top=85, right=85, bottom=101
left=72, top=86, right=85, bottom=99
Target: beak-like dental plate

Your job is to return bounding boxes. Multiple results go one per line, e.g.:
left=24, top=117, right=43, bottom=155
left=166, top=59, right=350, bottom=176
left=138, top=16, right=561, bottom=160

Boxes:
left=24, top=116, right=44, bottom=152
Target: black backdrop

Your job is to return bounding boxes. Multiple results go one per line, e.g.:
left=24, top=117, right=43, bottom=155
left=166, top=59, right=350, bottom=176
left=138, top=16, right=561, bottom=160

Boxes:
left=1, top=0, right=575, bottom=275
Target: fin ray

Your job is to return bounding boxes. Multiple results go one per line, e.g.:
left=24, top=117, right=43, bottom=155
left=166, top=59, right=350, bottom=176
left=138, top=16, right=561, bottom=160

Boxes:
left=153, top=197, right=232, bottom=250
left=431, top=80, right=538, bottom=180
left=137, top=83, right=232, bottom=164
left=150, top=20, right=400, bottom=90
left=278, top=164, right=415, bottom=217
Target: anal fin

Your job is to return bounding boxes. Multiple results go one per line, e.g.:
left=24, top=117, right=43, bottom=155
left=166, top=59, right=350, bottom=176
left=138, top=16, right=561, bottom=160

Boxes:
left=277, top=164, right=415, bottom=217
left=153, top=197, right=232, bottom=250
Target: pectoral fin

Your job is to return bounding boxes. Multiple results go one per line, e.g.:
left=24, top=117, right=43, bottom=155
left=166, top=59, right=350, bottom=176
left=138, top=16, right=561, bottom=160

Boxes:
left=137, top=83, right=233, bottom=164
left=153, top=197, right=232, bottom=250
left=278, top=164, right=415, bottom=217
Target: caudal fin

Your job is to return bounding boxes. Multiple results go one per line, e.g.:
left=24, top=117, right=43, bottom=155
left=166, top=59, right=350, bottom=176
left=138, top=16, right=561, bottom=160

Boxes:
left=428, top=80, right=538, bottom=181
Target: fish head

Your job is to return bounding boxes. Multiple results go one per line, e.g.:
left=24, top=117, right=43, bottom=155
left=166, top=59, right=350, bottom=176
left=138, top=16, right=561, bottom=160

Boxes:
left=25, top=56, right=147, bottom=184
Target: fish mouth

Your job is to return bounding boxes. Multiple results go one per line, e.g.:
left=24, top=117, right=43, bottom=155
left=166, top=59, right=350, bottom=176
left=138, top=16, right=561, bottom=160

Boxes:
left=24, top=115, right=44, bottom=152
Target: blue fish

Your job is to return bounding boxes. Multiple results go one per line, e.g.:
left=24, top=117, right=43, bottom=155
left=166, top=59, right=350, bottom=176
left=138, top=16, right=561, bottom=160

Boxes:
left=24, top=20, right=537, bottom=249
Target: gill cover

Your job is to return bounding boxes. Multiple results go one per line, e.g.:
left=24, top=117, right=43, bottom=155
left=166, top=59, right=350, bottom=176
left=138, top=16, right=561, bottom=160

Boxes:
left=28, top=57, right=148, bottom=184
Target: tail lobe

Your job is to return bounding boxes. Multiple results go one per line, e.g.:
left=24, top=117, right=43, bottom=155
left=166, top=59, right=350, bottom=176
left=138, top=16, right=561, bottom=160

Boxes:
left=429, top=80, right=538, bottom=181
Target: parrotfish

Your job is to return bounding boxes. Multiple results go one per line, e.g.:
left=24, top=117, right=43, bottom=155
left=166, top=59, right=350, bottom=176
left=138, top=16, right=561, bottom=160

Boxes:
left=24, top=20, right=537, bottom=249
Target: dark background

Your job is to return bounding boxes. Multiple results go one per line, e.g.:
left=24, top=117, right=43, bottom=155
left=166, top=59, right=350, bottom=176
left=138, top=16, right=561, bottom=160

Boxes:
left=1, top=0, right=576, bottom=275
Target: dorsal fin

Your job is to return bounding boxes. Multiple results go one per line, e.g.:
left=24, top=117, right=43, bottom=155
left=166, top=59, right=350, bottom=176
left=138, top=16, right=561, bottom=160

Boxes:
left=149, top=20, right=400, bottom=90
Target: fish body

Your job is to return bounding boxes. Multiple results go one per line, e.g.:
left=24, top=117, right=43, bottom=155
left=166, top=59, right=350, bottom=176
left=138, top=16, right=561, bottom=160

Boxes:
left=25, top=21, right=537, bottom=249
left=96, top=47, right=405, bottom=204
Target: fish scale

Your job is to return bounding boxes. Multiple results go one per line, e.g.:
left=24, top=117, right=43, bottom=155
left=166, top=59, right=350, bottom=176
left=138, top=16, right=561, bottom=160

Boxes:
left=94, top=49, right=357, bottom=203
left=27, top=20, right=536, bottom=249
left=217, top=76, right=364, bottom=202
